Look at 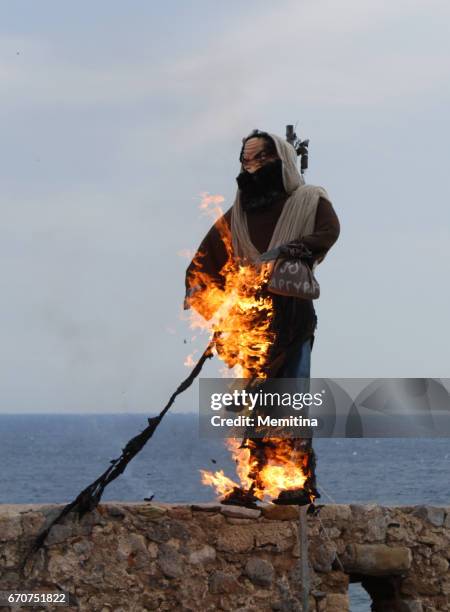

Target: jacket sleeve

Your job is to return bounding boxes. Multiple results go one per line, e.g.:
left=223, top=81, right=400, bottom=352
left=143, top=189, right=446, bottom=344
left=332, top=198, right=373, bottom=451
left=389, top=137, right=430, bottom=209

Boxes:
left=184, top=213, right=231, bottom=317
left=300, top=197, right=340, bottom=263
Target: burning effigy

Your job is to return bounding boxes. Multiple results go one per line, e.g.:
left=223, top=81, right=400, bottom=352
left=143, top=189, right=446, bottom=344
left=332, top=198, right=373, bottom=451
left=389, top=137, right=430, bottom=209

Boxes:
left=184, top=183, right=321, bottom=508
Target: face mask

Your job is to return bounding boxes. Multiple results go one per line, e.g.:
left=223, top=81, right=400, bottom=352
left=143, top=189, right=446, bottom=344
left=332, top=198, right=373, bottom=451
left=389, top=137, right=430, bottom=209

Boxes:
left=236, top=158, right=285, bottom=212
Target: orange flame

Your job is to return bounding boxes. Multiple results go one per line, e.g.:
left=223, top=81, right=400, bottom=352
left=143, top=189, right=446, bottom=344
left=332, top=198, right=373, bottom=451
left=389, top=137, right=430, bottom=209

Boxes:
left=187, top=193, right=312, bottom=502
left=185, top=193, right=275, bottom=378
left=183, top=351, right=198, bottom=367
left=200, top=437, right=308, bottom=501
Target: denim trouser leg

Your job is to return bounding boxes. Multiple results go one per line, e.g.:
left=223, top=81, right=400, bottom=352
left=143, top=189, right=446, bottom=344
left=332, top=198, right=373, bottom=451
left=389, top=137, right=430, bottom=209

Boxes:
left=278, top=336, right=313, bottom=440
left=280, top=337, right=313, bottom=392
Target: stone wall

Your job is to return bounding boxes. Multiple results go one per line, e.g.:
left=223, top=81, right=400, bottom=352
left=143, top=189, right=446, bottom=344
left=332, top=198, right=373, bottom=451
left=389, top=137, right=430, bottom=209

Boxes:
left=0, top=502, right=449, bottom=611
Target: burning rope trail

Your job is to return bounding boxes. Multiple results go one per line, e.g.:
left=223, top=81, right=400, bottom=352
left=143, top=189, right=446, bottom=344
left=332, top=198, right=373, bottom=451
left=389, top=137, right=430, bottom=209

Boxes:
left=30, top=340, right=215, bottom=555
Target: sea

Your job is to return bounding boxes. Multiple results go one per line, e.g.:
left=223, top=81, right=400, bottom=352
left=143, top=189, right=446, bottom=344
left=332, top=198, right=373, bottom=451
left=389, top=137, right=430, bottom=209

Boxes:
left=1, top=413, right=449, bottom=611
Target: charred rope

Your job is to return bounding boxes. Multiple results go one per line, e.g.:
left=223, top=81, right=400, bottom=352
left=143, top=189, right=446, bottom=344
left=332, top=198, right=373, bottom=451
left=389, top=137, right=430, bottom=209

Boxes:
left=31, top=339, right=215, bottom=555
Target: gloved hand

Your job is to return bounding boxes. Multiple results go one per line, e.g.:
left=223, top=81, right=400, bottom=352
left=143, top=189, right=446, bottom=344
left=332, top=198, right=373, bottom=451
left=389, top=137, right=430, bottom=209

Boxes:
left=279, top=240, right=314, bottom=263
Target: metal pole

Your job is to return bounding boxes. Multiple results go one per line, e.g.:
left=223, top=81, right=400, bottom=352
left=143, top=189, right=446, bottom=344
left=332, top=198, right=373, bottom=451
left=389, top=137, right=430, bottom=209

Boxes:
left=299, top=505, right=310, bottom=611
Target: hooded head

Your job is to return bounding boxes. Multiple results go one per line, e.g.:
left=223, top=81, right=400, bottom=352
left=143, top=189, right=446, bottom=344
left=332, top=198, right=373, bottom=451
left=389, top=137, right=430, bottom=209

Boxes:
left=236, top=130, right=304, bottom=211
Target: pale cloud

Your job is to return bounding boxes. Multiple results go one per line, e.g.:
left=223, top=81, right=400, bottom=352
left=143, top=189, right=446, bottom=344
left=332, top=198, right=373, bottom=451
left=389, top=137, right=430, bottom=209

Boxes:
left=167, top=0, right=450, bottom=105
left=0, top=36, right=167, bottom=110
left=120, top=0, right=450, bottom=154
left=2, top=0, right=449, bottom=117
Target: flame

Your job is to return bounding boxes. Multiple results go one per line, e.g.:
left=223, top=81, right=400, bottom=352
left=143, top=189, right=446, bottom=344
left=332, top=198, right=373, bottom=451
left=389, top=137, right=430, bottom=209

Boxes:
left=184, top=351, right=197, bottom=367
left=198, top=191, right=225, bottom=210
left=200, top=437, right=308, bottom=502
left=185, top=193, right=275, bottom=378
left=187, top=192, right=313, bottom=503
left=200, top=468, right=238, bottom=497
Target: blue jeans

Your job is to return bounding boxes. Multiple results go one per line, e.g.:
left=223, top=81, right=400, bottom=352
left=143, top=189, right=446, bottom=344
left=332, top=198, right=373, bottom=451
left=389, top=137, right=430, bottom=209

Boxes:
left=280, top=337, right=314, bottom=442
left=280, top=337, right=312, bottom=379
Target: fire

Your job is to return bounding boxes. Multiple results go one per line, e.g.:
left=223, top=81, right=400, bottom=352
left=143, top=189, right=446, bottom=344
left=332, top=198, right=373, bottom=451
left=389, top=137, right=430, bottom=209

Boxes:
left=185, top=193, right=275, bottom=378
left=200, top=437, right=309, bottom=502
left=183, top=351, right=197, bottom=367
left=200, top=468, right=237, bottom=497
left=187, top=193, right=314, bottom=504
left=198, top=192, right=225, bottom=210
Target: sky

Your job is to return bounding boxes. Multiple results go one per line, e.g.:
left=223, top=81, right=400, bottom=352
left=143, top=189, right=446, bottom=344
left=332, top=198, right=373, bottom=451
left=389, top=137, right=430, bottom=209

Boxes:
left=0, top=0, right=449, bottom=413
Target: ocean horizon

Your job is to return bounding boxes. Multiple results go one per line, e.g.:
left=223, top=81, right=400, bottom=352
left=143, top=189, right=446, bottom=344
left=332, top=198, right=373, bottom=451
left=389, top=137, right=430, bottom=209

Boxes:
left=1, top=412, right=449, bottom=506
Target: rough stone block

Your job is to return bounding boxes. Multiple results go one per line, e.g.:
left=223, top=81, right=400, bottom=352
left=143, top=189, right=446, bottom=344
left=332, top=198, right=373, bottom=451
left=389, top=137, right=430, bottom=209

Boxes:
left=216, top=525, right=255, bottom=553
left=413, top=505, right=445, bottom=527
left=261, top=504, right=299, bottom=521
left=318, top=504, right=352, bottom=522
left=310, top=541, right=336, bottom=573
left=168, top=519, right=191, bottom=541
left=144, top=520, right=171, bottom=544
left=0, top=543, right=20, bottom=569
left=44, top=523, right=75, bottom=546
left=344, top=544, right=412, bottom=576
left=104, top=504, right=126, bottom=518
left=244, top=557, right=274, bottom=587
left=208, top=570, right=242, bottom=594
left=417, top=532, right=442, bottom=547
left=191, top=503, right=223, bottom=512
left=21, top=511, right=46, bottom=537
left=318, top=570, right=349, bottom=593
left=167, top=506, right=192, bottom=520
left=325, top=593, right=349, bottom=611
left=0, top=515, right=22, bottom=541
left=116, top=533, right=150, bottom=569
left=134, top=505, right=167, bottom=521
left=0, top=570, right=21, bottom=589
left=225, top=517, right=254, bottom=525
left=157, top=543, right=183, bottom=578
left=47, top=549, right=80, bottom=582
left=220, top=506, right=261, bottom=520
left=401, top=575, right=441, bottom=596
left=431, top=554, right=449, bottom=574
left=366, top=514, right=388, bottom=542
left=188, top=545, right=216, bottom=564
left=254, top=522, right=294, bottom=553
